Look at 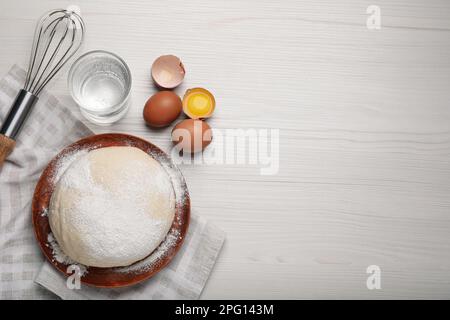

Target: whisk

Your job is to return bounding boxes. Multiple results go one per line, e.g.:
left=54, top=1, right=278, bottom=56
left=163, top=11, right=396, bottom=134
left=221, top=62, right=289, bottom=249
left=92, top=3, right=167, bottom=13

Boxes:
left=0, top=9, right=85, bottom=165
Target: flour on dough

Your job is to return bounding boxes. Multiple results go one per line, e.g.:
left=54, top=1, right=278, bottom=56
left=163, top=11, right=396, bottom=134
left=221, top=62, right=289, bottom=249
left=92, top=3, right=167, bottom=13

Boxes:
left=48, top=146, right=175, bottom=268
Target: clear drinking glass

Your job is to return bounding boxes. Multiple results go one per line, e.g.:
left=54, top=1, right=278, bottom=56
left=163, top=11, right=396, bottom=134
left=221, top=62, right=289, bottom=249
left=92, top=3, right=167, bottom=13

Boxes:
left=68, top=50, right=131, bottom=125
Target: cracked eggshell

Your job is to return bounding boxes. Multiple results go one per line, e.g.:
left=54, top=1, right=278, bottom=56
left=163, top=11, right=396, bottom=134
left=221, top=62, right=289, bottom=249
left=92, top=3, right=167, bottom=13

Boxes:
left=182, top=87, right=215, bottom=119
left=151, top=55, right=185, bottom=89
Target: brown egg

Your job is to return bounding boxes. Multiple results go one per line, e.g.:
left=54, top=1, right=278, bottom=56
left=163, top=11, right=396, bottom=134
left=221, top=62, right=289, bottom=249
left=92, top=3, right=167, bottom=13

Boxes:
left=172, top=119, right=212, bottom=153
left=143, top=91, right=182, bottom=128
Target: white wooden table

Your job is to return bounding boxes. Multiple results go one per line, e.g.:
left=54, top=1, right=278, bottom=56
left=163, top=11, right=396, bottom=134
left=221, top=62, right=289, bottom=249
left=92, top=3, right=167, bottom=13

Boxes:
left=1, top=0, right=450, bottom=299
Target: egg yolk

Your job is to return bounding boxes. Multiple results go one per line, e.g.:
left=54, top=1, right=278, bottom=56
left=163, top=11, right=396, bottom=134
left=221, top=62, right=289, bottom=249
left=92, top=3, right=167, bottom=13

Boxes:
left=184, top=88, right=214, bottom=118
left=188, top=94, right=210, bottom=114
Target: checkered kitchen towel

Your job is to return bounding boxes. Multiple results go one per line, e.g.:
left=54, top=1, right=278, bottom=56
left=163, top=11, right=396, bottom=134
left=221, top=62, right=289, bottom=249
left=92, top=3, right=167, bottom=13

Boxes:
left=0, top=65, right=225, bottom=299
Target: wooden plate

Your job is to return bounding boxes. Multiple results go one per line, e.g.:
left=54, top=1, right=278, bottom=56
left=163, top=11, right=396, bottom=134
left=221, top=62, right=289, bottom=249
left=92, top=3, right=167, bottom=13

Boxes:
left=32, top=133, right=190, bottom=288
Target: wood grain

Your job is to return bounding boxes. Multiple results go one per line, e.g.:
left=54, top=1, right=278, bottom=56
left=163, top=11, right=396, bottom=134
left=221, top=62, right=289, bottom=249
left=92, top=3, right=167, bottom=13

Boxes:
left=0, top=134, right=15, bottom=166
left=1, top=0, right=449, bottom=299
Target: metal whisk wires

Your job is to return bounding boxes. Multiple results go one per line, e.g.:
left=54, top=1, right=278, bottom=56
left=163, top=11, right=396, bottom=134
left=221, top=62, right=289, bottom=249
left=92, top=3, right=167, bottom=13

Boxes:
left=0, top=8, right=85, bottom=159
left=24, top=9, right=85, bottom=96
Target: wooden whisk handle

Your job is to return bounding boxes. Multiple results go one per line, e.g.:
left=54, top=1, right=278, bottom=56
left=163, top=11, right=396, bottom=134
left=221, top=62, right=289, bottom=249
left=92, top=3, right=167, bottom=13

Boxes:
left=0, top=134, right=15, bottom=167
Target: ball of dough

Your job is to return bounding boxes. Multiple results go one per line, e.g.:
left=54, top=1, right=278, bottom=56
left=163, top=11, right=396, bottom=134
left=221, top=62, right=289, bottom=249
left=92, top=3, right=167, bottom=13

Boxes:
left=49, top=146, right=175, bottom=268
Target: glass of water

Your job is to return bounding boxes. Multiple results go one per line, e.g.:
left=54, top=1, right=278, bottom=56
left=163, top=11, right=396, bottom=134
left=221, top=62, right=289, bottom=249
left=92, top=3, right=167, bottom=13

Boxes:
left=68, top=50, right=132, bottom=125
